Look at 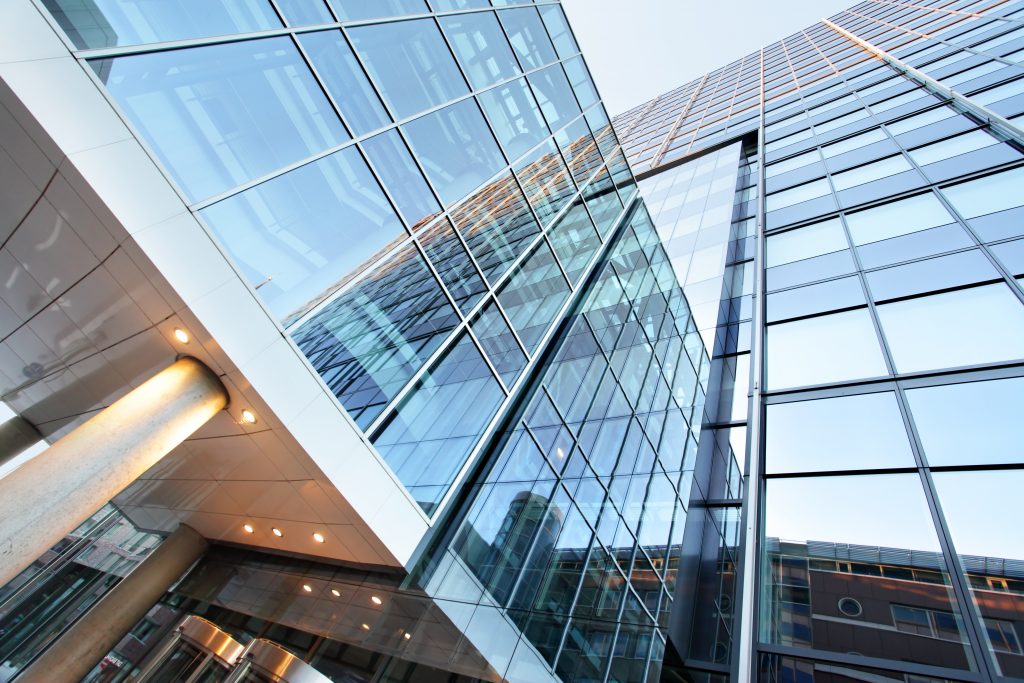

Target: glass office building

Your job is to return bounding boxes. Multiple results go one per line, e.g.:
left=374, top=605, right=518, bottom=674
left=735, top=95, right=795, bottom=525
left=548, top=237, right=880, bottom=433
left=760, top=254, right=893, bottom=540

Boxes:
left=1, top=0, right=1023, bottom=682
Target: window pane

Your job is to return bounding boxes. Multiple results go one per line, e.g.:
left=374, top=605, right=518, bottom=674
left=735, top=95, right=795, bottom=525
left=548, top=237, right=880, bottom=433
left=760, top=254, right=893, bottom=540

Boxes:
left=767, top=309, right=887, bottom=389
left=360, top=129, right=440, bottom=230
left=478, top=78, right=550, bottom=162
left=563, top=56, right=599, bottom=111
left=876, top=284, right=1024, bottom=373
left=547, top=199, right=601, bottom=287
left=539, top=5, right=579, bottom=59
left=91, top=38, right=347, bottom=202
left=940, top=166, right=1024, bottom=219
left=766, top=392, right=915, bottom=474
left=766, top=275, right=865, bottom=322
left=330, top=0, right=428, bottom=21
left=429, top=0, right=488, bottom=9
left=583, top=167, right=623, bottom=238
left=472, top=299, right=527, bottom=386
left=275, top=0, right=332, bottom=25
left=403, top=99, right=506, bottom=207
left=766, top=149, right=821, bottom=178
left=765, top=178, right=830, bottom=212
left=451, top=172, right=540, bottom=281
left=299, top=30, right=390, bottom=136
left=349, top=19, right=468, bottom=120
left=865, top=249, right=999, bottom=301
left=766, top=218, right=848, bottom=268
left=372, top=332, right=505, bottom=515
left=886, top=105, right=957, bottom=135
left=439, top=11, right=520, bottom=90
left=909, top=129, right=1000, bottom=166
left=830, top=155, right=912, bottom=191
left=845, top=192, right=955, bottom=245
left=556, top=117, right=603, bottom=185
left=514, top=140, right=575, bottom=229
left=498, top=240, right=570, bottom=354
left=292, top=245, right=460, bottom=428
left=528, top=64, right=582, bottom=133
left=906, top=376, right=1024, bottom=467
left=932, top=470, right=1024, bottom=678
left=42, top=0, right=281, bottom=49
left=498, top=7, right=558, bottom=71
left=201, top=146, right=403, bottom=320
left=417, top=218, right=486, bottom=315
left=762, top=474, right=975, bottom=669
left=820, top=128, right=886, bottom=158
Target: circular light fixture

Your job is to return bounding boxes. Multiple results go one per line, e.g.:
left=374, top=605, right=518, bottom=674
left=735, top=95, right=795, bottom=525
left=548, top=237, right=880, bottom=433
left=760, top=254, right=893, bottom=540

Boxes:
left=302, top=584, right=312, bottom=593
left=371, top=596, right=383, bottom=606
left=403, top=632, right=412, bottom=641
left=241, top=409, right=257, bottom=424
left=243, top=524, right=254, bottom=534
left=173, top=328, right=190, bottom=344
left=272, top=528, right=283, bottom=537
left=331, top=589, right=341, bottom=597
left=361, top=623, right=370, bottom=631
left=312, top=532, right=325, bottom=543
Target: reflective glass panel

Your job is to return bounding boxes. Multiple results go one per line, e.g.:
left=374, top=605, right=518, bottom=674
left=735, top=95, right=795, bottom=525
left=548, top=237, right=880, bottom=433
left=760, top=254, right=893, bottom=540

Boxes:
left=583, top=167, right=623, bottom=238
left=762, top=474, right=975, bottom=669
left=498, top=240, right=571, bottom=354
left=766, top=392, right=915, bottom=474
left=439, top=11, right=520, bottom=90
left=767, top=309, right=888, bottom=389
left=514, top=140, right=575, bottom=229
left=556, top=117, right=603, bottom=185
left=529, top=64, right=582, bottom=134
left=933, top=470, right=1024, bottom=678
left=547, top=199, right=601, bottom=287
left=845, top=192, right=955, bottom=245
left=876, top=284, right=1024, bottom=373
left=765, top=178, right=831, bottom=212
left=360, top=129, right=440, bottom=230
left=498, top=7, right=558, bottom=71
left=42, top=0, right=281, bottom=49
left=909, top=129, right=1000, bottom=166
left=766, top=218, right=848, bottom=268
left=906, top=376, right=1024, bottom=467
left=831, top=155, right=913, bottom=191
left=275, top=0, right=332, bottom=25
left=330, top=0, right=429, bottom=21
left=91, top=38, right=346, bottom=202
left=349, top=19, right=468, bottom=120
left=372, top=332, right=505, bottom=515
left=941, top=166, right=1024, bottom=219
left=820, top=128, right=887, bottom=158
left=291, top=245, right=459, bottom=428
left=417, top=218, right=487, bottom=315
left=201, top=146, right=403, bottom=320
left=478, top=78, right=550, bottom=161
left=563, top=57, right=599, bottom=110
left=471, top=299, right=528, bottom=387
left=539, top=5, right=579, bottom=59
left=886, top=105, right=957, bottom=135
left=402, top=99, right=506, bottom=207
left=299, top=30, right=391, bottom=136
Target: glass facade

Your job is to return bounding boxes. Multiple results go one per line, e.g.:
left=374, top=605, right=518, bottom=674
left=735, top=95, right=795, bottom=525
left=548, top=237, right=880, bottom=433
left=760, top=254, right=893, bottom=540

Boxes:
left=7, top=0, right=1024, bottom=682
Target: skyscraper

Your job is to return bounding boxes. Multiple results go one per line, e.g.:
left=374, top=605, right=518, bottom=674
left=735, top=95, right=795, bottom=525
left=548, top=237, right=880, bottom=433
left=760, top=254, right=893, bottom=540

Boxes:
left=0, top=0, right=1022, bottom=682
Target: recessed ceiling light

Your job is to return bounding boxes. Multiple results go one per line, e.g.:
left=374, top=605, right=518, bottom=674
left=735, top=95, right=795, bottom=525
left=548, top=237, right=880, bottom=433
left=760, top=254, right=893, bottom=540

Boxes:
left=302, top=584, right=312, bottom=592
left=312, top=532, right=325, bottom=543
left=173, top=328, right=190, bottom=344
left=371, top=596, right=383, bottom=606
left=272, top=528, right=283, bottom=537
left=403, top=632, right=411, bottom=640
left=331, top=589, right=341, bottom=597
left=243, top=524, right=254, bottom=534
left=241, top=409, right=257, bottom=424
left=361, top=623, right=370, bottom=631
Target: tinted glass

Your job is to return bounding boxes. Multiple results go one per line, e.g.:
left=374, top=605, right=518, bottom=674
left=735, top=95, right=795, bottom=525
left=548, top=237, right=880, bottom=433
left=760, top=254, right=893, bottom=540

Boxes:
left=349, top=19, right=468, bottom=120
left=941, top=166, right=1024, bottom=219
left=299, top=30, right=391, bottom=136
left=292, top=245, right=459, bottom=428
left=563, top=57, right=599, bottom=110
left=528, top=64, right=582, bottom=133
left=372, top=332, right=504, bottom=514
left=201, top=146, right=404, bottom=320
left=477, top=78, right=550, bottom=161
left=330, top=0, right=429, bottom=20
left=439, top=11, right=520, bottom=90
left=906, top=376, right=1024, bottom=467
left=845, top=192, right=955, bottom=245
left=498, top=240, right=571, bottom=353
left=514, top=140, right=575, bottom=229
left=42, top=0, right=280, bottom=49
left=92, top=38, right=346, bottom=202
left=766, top=218, right=848, bottom=268
left=403, top=99, right=507, bottom=207
left=498, top=7, right=558, bottom=71
left=766, top=392, right=915, bottom=473
left=275, top=0, right=332, bottom=25
left=767, top=309, right=887, bottom=389
left=472, top=299, right=528, bottom=387
left=547, top=199, right=601, bottom=286
left=360, top=129, right=440, bottom=230
left=538, top=5, right=579, bottom=59
left=417, top=218, right=487, bottom=315
left=876, top=284, right=1024, bottom=373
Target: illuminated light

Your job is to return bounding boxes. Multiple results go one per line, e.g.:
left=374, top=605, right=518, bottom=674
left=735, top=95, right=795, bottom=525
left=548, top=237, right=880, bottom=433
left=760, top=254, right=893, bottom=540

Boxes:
left=242, top=524, right=254, bottom=534
left=370, top=595, right=383, bottom=606
left=403, top=632, right=412, bottom=640
left=173, top=328, right=190, bottom=344
left=302, top=584, right=312, bottom=592
left=556, top=447, right=564, bottom=459
left=312, top=532, right=326, bottom=543
left=331, top=589, right=341, bottom=597
left=361, top=623, right=370, bottom=631
left=241, top=409, right=257, bottom=424
left=272, top=528, right=283, bottom=537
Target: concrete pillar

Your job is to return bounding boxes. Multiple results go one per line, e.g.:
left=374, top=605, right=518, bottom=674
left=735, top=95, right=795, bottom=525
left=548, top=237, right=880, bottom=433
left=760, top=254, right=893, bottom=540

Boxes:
left=0, top=356, right=227, bottom=588
left=17, top=524, right=208, bottom=683
left=0, top=416, right=41, bottom=468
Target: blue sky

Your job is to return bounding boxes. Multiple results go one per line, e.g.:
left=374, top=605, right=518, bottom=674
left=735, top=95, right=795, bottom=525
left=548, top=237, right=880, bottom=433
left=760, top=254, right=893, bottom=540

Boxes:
left=562, top=0, right=857, bottom=115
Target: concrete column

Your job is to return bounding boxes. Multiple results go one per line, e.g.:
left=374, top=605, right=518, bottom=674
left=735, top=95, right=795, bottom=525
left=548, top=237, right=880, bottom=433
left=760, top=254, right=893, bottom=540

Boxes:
left=17, top=524, right=208, bottom=683
left=0, top=356, right=227, bottom=588
left=0, top=416, right=41, bottom=468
